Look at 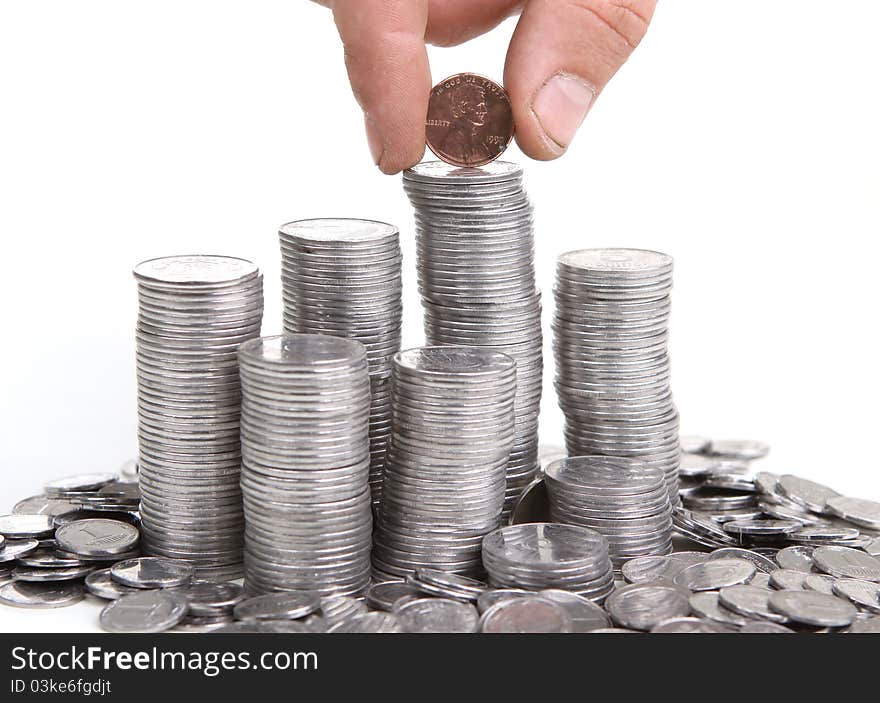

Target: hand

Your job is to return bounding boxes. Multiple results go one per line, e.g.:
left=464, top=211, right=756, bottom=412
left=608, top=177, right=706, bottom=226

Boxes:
left=313, top=1, right=656, bottom=174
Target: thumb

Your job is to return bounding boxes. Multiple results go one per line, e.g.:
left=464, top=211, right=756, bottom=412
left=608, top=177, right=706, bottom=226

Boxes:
left=505, top=0, right=656, bottom=159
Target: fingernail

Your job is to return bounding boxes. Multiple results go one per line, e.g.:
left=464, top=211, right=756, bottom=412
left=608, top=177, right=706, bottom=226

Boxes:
left=531, top=72, right=596, bottom=152
left=364, top=115, right=384, bottom=166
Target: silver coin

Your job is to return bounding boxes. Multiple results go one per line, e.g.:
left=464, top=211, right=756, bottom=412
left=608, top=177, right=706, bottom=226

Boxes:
left=768, top=590, right=857, bottom=628
left=0, top=514, right=55, bottom=539
left=100, top=589, right=189, bottom=632
left=233, top=591, right=321, bottom=621
left=318, top=595, right=368, bottom=626
left=12, top=496, right=80, bottom=516
left=651, top=617, right=733, bottom=633
left=408, top=569, right=486, bottom=601
left=0, top=539, right=41, bottom=563
left=606, top=583, right=690, bottom=631
left=395, top=597, right=480, bottom=633
left=16, top=548, right=83, bottom=569
left=674, top=558, right=756, bottom=591
left=0, top=580, right=84, bottom=608
left=846, top=615, right=880, bottom=633
left=12, top=565, right=94, bottom=582
left=688, top=591, right=750, bottom=628
left=709, top=547, right=777, bottom=573
left=479, top=596, right=571, bottom=633
left=55, top=519, right=140, bottom=558
left=777, top=475, right=840, bottom=513
left=176, top=581, right=244, bottom=615
left=718, top=585, right=788, bottom=623
left=45, top=473, right=117, bottom=496
left=769, top=569, right=810, bottom=591
left=803, top=573, right=837, bottom=595
left=678, top=454, right=724, bottom=479
left=723, top=519, right=801, bottom=537
left=366, top=580, right=420, bottom=612
left=709, top=439, right=769, bottom=461
left=171, top=615, right=234, bottom=633
left=831, top=579, right=880, bottom=613
left=327, top=611, right=402, bottom=633
left=538, top=589, right=611, bottom=631
left=739, top=621, right=795, bottom=633
left=476, top=588, right=532, bottom=614
left=680, top=436, right=711, bottom=454
left=84, top=569, right=141, bottom=600
left=812, top=546, right=880, bottom=581
left=110, top=557, right=194, bottom=589
left=825, top=496, right=880, bottom=530
left=776, top=546, right=816, bottom=573
left=866, top=538, right=880, bottom=557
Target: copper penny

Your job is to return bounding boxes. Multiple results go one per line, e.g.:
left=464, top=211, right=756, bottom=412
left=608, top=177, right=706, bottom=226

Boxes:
left=425, top=73, right=514, bottom=168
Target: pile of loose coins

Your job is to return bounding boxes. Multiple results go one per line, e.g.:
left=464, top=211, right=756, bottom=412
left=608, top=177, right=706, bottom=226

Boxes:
left=404, top=162, right=543, bottom=520
left=2, top=444, right=880, bottom=632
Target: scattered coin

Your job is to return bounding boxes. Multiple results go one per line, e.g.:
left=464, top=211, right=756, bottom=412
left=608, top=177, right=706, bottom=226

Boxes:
left=709, top=439, right=769, bottom=461
left=739, top=621, right=795, bottom=633
left=479, top=596, right=571, bottom=633
left=110, top=557, right=194, bottom=589
left=825, top=496, right=880, bottom=530
left=55, top=519, right=139, bottom=558
left=539, top=589, right=611, bottom=631
left=831, top=579, right=880, bottom=613
left=175, top=581, right=244, bottom=616
left=476, top=589, right=531, bottom=614
left=846, top=615, right=880, bottom=633
left=16, top=549, right=83, bottom=569
left=606, top=584, right=690, bottom=631
left=318, top=596, right=368, bottom=627
left=768, top=590, right=857, bottom=628
left=788, top=525, right=861, bottom=544
left=395, top=597, right=480, bottom=633
left=688, top=591, right=750, bottom=628
left=425, top=73, right=514, bottom=168
left=45, top=473, right=118, bottom=497
left=680, top=436, right=712, bottom=454
left=0, top=580, right=84, bottom=608
left=327, top=612, right=402, bottom=633
left=769, top=569, right=809, bottom=591
left=233, top=591, right=321, bottom=621
left=651, top=617, right=733, bottom=633
left=12, top=496, right=79, bottom=516
left=12, top=565, right=94, bottom=582
left=803, top=573, right=836, bottom=595
left=84, top=569, right=141, bottom=600
left=812, top=546, right=880, bottom=582
left=777, top=475, right=840, bottom=514
left=0, top=539, right=39, bottom=563
left=674, top=558, right=756, bottom=591
left=709, top=547, right=777, bottom=573
left=719, top=585, right=788, bottom=623
left=100, top=589, right=188, bottom=633
left=0, top=514, right=55, bottom=539
left=366, top=580, right=419, bottom=612
left=775, top=545, right=816, bottom=572
left=408, top=569, right=487, bottom=602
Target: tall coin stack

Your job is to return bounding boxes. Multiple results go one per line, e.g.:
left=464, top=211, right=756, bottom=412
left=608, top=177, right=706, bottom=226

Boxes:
left=545, top=456, right=673, bottom=567
left=238, top=334, right=373, bottom=596
left=553, top=249, right=680, bottom=501
left=403, top=162, right=542, bottom=518
left=372, top=346, right=517, bottom=579
left=133, top=255, right=263, bottom=581
left=279, top=219, right=402, bottom=508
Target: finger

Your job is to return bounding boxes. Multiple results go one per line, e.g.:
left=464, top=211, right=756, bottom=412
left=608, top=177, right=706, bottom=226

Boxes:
left=425, top=0, right=525, bottom=47
left=332, top=0, right=431, bottom=174
left=505, top=0, right=657, bottom=159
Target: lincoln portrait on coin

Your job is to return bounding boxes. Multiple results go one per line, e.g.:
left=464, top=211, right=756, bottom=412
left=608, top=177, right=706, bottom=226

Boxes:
left=436, top=82, right=493, bottom=165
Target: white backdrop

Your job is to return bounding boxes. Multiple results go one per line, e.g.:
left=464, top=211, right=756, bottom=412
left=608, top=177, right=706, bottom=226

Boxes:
left=1, top=1, right=878, bottom=629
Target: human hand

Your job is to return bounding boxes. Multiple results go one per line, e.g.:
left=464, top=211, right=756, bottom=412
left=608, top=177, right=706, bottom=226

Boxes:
left=312, top=1, right=656, bottom=174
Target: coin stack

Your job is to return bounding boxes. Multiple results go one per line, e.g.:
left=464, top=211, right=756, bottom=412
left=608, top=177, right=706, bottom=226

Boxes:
left=238, top=334, right=373, bottom=596
left=482, top=523, right=615, bottom=603
left=545, top=456, right=673, bottom=567
left=372, top=346, right=517, bottom=579
left=133, top=255, right=263, bottom=580
left=279, top=219, right=402, bottom=508
left=553, top=248, right=680, bottom=501
left=403, top=162, right=542, bottom=519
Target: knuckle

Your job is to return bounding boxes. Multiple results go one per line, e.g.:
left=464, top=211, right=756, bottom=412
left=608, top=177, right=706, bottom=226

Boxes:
left=568, top=0, right=654, bottom=54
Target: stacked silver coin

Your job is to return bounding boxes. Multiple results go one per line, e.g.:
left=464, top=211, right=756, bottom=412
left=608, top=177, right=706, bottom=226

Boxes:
left=279, top=219, right=402, bottom=507
left=133, top=255, right=263, bottom=580
left=482, top=523, right=615, bottom=603
left=373, top=346, right=517, bottom=579
left=553, top=248, right=680, bottom=501
left=545, top=456, right=673, bottom=567
left=403, top=162, right=542, bottom=519
left=238, top=334, right=373, bottom=596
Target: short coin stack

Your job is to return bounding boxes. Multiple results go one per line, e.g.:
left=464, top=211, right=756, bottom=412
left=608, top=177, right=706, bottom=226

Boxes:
left=482, top=523, right=615, bottom=603
left=553, top=248, right=680, bottom=502
left=373, top=346, right=516, bottom=578
left=133, top=255, right=263, bottom=580
left=545, top=456, right=673, bottom=567
left=403, top=162, right=542, bottom=519
left=279, top=219, right=402, bottom=507
left=238, top=334, right=373, bottom=596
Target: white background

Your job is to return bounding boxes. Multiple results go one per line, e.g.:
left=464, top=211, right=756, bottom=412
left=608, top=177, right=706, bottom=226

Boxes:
left=1, top=2, right=878, bottom=631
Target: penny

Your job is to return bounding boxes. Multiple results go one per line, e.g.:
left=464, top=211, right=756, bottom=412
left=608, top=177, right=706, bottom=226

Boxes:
left=233, top=591, right=321, bottom=621
left=100, top=589, right=188, bottom=633
left=768, top=590, right=857, bottom=628
left=479, top=596, right=571, bottom=633
left=0, top=514, right=55, bottom=539
left=0, top=580, right=84, bottom=608
left=55, top=519, right=139, bottom=558
left=812, top=546, right=880, bottom=582
left=110, top=557, right=194, bottom=589
left=425, top=73, right=513, bottom=168
left=606, top=584, right=690, bottom=630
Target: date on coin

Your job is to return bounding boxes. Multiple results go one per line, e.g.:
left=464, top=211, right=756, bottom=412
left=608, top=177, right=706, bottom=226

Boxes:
left=425, top=73, right=514, bottom=167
